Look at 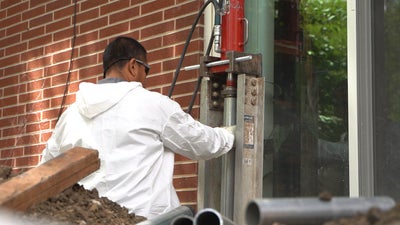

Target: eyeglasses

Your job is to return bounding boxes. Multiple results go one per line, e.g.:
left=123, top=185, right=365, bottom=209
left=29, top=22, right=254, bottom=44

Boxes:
left=135, top=59, right=150, bottom=75
left=103, top=57, right=150, bottom=77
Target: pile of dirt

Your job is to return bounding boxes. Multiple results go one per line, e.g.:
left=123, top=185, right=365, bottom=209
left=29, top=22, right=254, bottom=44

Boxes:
left=24, top=184, right=147, bottom=225
left=3, top=165, right=400, bottom=225
left=323, top=205, right=400, bottom=225
left=0, top=166, right=146, bottom=225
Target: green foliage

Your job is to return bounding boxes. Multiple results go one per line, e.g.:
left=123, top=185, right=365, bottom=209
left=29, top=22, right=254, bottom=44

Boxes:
left=300, top=0, right=347, bottom=141
left=386, top=1, right=400, bottom=122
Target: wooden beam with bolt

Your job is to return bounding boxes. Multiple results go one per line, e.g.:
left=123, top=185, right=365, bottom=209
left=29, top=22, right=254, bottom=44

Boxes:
left=0, top=147, right=100, bottom=212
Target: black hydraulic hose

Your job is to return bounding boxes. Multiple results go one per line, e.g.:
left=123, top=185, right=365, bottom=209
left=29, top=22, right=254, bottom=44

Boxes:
left=186, top=30, right=215, bottom=114
left=167, top=0, right=220, bottom=98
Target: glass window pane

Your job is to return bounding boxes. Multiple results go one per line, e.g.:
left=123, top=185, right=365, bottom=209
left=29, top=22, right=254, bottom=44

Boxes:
left=374, top=0, right=400, bottom=200
left=271, top=0, right=348, bottom=197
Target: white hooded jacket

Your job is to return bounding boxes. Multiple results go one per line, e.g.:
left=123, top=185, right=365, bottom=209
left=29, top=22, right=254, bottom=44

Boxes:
left=41, top=81, right=234, bottom=219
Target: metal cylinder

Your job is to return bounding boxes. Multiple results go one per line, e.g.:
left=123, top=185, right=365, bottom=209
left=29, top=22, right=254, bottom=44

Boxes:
left=221, top=0, right=245, bottom=59
left=194, top=208, right=236, bottom=225
left=246, top=197, right=396, bottom=225
left=170, top=215, right=194, bottom=225
left=137, top=206, right=194, bottom=225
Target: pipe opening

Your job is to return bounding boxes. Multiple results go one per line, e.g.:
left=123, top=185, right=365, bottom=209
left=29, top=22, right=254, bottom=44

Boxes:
left=246, top=201, right=261, bottom=225
left=196, top=210, right=221, bottom=225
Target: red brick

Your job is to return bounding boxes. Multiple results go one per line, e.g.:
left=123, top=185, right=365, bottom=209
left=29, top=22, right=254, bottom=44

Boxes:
left=54, top=27, right=75, bottom=42
left=3, top=105, right=25, bottom=117
left=46, top=17, right=71, bottom=33
left=21, top=26, right=45, bottom=41
left=73, top=55, right=98, bottom=70
left=19, top=90, right=43, bottom=104
left=6, top=21, right=29, bottom=36
left=27, top=79, right=49, bottom=92
left=4, top=83, right=26, bottom=96
left=51, top=71, right=78, bottom=87
left=0, top=159, right=14, bottom=167
left=75, top=31, right=99, bottom=46
left=141, top=21, right=175, bottom=39
left=173, top=176, right=198, bottom=189
left=26, top=100, right=50, bottom=113
left=164, top=1, right=200, bottom=20
left=100, top=0, right=130, bottom=16
left=42, top=108, right=59, bottom=121
left=145, top=72, right=173, bottom=88
left=46, top=0, right=72, bottom=12
left=52, top=51, right=72, bottom=64
left=50, top=94, right=77, bottom=109
left=21, top=69, right=45, bottom=82
left=76, top=8, right=99, bottom=24
left=43, top=85, right=66, bottom=98
left=81, top=0, right=108, bottom=11
left=6, top=1, right=28, bottom=17
left=109, top=7, right=140, bottom=24
left=174, top=162, right=197, bottom=175
left=1, top=0, right=22, bottom=9
left=176, top=190, right=197, bottom=203
left=30, top=0, right=53, bottom=9
left=44, top=39, right=70, bottom=54
left=5, top=42, right=27, bottom=56
left=141, top=37, right=162, bottom=51
left=141, top=0, right=175, bottom=15
left=0, top=96, right=17, bottom=107
left=44, top=62, right=70, bottom=76
left=22, top=5, right=45, bottom=21
left=15, top=155, right=40, bottom=167
left=1, top=15, right=22, bottom=32
left=29, top=13, right=53, bottom=29
left=99, top=22, right=130, bottom=39
left=24, top=144, right=46, bottom=155
left=4, top=64, right=26, bottom=77
left=54, top=5, right=75, bottom=20
left=148, top=47, right=174, bottom=62
left=26, top=121, right=50, bottom=133
left=28, top=34, right=52, bottom=49
left=79, top=16, right=108, bottom=34
left=0, top=75, right=19, bottom=88
left=27, top=56, right=52, bottom=71
left=0, top=117, right=14, bottom=127
left=2, top=126, right=25, bottom=137
left=79, top=41, right=107, bottom=57
left=130, top=11, right=163, bottom=29
left=41, top=130, right=53, bottom=143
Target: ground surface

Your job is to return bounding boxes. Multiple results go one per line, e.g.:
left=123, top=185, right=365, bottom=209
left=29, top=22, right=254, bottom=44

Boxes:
left=2, top=166, right=400, bottom=225
left=0, top=166, right=146, bottom=225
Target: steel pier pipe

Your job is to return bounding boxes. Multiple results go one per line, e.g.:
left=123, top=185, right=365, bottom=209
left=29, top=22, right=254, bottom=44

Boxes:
left=194, top=208, right=236, bottom=225
left=171, top=215, right=194, bottom=225
left=137, top=206, right=194, bottom=225
left=246, top=197, right=396, bottom=225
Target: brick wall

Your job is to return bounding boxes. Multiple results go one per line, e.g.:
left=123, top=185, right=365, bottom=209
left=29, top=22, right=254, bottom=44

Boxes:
left=0, top=0, right=205, bottom=209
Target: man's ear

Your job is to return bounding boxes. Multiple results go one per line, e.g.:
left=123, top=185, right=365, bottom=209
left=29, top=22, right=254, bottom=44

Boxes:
left=127, top=58, right=137, bottom=78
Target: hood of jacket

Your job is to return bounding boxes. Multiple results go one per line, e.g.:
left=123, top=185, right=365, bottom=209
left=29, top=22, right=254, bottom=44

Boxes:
left=76, top=81, right=141, bottom=119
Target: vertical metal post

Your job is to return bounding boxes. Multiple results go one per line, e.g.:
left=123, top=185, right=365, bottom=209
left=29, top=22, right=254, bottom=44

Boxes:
left=221, top=73, right=237, bottom=219
left=198, top=76, right=224, bottom=211
left=234, top=74, right=265, bottom=225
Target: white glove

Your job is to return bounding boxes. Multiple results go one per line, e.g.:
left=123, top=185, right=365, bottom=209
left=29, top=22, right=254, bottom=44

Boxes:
left=222, top=125, right=236, bottom=135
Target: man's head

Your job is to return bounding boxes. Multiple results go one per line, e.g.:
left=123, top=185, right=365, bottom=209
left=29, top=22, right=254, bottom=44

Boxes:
left=103, top=36, right=150, bottom=83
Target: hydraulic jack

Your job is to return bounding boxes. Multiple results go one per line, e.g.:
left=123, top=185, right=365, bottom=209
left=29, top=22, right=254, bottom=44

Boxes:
left=197, top=51, right=264, bottom=225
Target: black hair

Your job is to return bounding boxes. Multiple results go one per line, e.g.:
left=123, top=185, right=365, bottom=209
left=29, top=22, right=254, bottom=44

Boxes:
left=102, top=36, right=147, bottom=78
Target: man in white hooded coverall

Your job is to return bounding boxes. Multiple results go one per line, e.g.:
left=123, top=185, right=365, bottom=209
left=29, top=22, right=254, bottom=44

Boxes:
left=40, top=36, right=235, bottom=219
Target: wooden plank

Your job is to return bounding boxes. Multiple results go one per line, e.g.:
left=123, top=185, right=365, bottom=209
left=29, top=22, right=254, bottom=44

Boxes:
left=0, top=147, right=100, bottom=211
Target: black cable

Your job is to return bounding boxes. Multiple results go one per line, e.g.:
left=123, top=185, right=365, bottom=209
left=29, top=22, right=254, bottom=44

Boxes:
left=167, top=0, right=220, bottom=98
left=186, top=29, right=215, bottom=114
left=57, top=0, right=78, bottom=122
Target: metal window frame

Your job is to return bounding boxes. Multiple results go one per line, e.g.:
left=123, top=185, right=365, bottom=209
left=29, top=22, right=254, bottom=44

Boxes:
left=348, top=0, right=374, bottom=197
